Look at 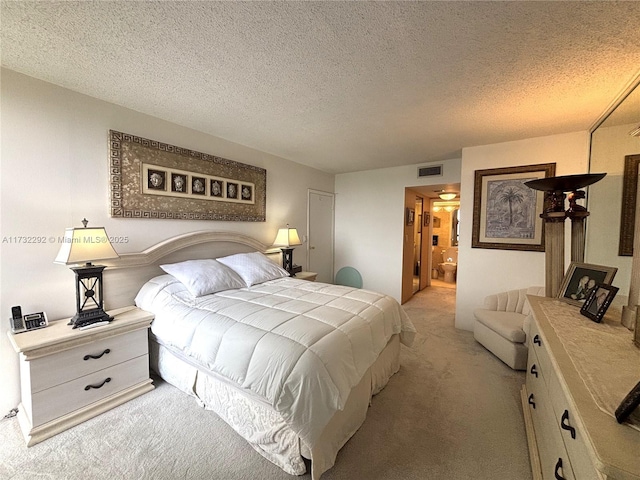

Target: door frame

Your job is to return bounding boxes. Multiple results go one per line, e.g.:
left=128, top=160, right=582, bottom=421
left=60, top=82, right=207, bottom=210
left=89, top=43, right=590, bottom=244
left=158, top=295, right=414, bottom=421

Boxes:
left=307, top=189, right=335, bottom=281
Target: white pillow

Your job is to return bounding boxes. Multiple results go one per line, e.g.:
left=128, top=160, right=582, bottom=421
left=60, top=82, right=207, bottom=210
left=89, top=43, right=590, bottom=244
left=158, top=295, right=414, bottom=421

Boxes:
left=159, top=259, right=245, bottom=297
left=217, top=252, right=290, bottom=286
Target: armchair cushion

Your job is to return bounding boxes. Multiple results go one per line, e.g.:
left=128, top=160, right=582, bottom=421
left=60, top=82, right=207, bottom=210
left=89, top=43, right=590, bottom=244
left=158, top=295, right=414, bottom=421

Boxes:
left=473, top=310, right=527, bottom=343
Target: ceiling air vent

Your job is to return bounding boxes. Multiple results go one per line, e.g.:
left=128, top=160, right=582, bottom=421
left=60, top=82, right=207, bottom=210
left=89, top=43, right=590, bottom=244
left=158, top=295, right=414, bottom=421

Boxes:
left=417, top=164, right=443, bottom=178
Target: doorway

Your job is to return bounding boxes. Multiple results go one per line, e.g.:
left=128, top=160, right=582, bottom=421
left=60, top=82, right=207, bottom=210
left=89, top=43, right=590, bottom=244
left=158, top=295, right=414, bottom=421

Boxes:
left=401, top=184, right=461, bottom=303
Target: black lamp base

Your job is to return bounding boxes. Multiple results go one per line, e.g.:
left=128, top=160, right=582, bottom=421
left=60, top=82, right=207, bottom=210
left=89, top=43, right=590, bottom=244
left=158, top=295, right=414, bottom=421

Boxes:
left=280, top=247, right=302, bottom=276
left=69, top=263, right=112, bottom=329
left=69, top=309, right=113, bottom=329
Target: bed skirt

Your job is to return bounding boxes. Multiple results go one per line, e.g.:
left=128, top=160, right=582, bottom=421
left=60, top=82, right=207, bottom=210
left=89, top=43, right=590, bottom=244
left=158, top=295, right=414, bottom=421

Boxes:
left=149, top=333, right=401, bottom=479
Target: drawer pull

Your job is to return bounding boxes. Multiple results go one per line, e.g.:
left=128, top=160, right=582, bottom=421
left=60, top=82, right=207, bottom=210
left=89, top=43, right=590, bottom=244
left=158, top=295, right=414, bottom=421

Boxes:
left=560, top=410, right=576, bottom=439
left=83, top=348, right=111, bottom=361
left=533, top=334, right=541, bottom=346
left=530, top=364, right=538, bottom=378
left=84, top=377, right=111, bottom=391
left=528, top=393, right=536, bottom=409
left=554, top=458, right=565, bottom=479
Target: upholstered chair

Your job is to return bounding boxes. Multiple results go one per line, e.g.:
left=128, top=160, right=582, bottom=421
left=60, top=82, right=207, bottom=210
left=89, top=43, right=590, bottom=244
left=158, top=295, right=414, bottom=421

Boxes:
left=473, top=286, right=546, bottom=370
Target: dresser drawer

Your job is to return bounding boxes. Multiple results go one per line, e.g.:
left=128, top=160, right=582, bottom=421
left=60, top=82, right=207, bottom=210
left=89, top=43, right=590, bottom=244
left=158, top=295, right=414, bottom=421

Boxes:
left=28, top=329, right=148, bottom=393
left=526, top=331, right=576, bottom=480
left=529, top=383, right=576, bottom=480
left=527, top=337, right=546, bottom=386
left=529, top=321, right=553, bottom=389
left=547, top=367, right=600, bottom=480
left=30, top=354, right=149, bottom=427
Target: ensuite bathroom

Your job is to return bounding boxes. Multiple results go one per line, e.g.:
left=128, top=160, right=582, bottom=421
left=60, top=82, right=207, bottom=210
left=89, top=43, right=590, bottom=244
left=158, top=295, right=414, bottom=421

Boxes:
left=412, top=197, right=460, bottom=293
left=430, top=201, right=459, bottom=286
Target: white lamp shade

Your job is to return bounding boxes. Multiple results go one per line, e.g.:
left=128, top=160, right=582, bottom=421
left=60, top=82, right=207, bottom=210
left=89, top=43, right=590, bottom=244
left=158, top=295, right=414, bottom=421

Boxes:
left=54, top=227, right=119, bottom=265
left=273, top=227, right=302, bottom=247
left=438, top=192, right=457, bottom=201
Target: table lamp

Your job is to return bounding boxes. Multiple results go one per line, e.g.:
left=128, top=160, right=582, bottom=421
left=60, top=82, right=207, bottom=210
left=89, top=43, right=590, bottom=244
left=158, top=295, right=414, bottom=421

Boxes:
left=273, top=224, right=302, bottom=275
left=54, top=218, right=119, bottom=328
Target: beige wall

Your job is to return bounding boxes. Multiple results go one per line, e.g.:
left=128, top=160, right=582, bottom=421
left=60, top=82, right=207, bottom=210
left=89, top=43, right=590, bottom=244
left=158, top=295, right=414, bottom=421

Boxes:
left=432, top=210, right=453, bottom=248
left=334, top=159, right=463, bottom=301
left=455, top=131, right=591, bottom=330
left=0, top=69, right=334, bottom=413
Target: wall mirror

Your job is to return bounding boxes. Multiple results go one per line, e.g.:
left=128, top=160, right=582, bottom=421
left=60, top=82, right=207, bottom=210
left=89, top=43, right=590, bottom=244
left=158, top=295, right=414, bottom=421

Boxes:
left=586, top=78, right=640, bottom=306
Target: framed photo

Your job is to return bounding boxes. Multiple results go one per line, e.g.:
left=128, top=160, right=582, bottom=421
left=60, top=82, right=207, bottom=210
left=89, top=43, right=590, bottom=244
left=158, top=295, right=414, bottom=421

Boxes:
left=424, top=213, right=430, bottom=226
left=558, top=262, right=618, bottom=307
left=472, top=163, right=556, bottom=251
left=580, top=283, right=619, bottom=323
left=227, top=182, right=238, bottom=199
left=615, top=380, right=640, bottom=423
left=210, top=179, right=223, bottom=197
left=433, top=216, right=441, bottom=228
left=192, top=176, right=206, bottom=195
left=406, top=207, right=415, bottom=226
left=147, top=169, right=167, bottom=191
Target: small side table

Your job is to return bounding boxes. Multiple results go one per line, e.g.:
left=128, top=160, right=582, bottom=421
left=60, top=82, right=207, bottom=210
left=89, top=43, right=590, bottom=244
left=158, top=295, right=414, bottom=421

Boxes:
left=7, top=306, right=154, bottom=446
left=294, top=271, right=318, bottom=281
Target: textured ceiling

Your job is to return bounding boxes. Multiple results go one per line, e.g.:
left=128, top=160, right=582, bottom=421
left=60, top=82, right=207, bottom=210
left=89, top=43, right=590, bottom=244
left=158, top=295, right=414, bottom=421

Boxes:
left=1, top=1, right=639, bottom=175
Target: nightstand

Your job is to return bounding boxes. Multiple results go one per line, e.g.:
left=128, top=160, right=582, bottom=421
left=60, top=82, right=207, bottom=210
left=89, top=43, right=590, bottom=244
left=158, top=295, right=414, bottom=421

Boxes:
left=294, top=271, right=318, bottom=281
left=7, top=306, right=154, bottom=446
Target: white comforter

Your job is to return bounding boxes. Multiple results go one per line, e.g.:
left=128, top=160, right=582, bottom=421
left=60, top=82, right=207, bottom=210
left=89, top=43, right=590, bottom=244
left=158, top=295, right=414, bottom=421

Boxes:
left=135, top=275, right=416, bottom=449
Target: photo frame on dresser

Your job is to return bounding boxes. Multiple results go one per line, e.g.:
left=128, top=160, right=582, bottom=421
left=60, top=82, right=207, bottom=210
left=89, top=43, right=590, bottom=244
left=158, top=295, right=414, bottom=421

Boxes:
left=580, top=283, right=619, bottom=323
left=615, top=380, right=640, bottom=423
left=557, top=262, right=618, bottom=307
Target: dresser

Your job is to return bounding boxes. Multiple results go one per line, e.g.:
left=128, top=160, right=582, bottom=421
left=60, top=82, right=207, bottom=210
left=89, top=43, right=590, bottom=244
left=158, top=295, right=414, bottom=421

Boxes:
left=522, top=296, right=640, bottom=480
left=7, top=306, right=154, bottom=446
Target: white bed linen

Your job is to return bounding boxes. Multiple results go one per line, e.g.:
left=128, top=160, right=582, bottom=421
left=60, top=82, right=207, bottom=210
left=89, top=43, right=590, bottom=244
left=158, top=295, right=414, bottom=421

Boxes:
left=135, top=275, right=416, bottom=450
left=149, top=333, right=400, bottom=479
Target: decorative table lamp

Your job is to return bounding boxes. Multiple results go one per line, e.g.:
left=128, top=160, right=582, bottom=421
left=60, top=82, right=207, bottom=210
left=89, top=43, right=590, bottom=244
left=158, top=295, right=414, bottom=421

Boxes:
left=54, top=218, right=119, bottom=328
left=525, top=173, right=606, bottom=297
left=273, top=224, right=302, bottom=276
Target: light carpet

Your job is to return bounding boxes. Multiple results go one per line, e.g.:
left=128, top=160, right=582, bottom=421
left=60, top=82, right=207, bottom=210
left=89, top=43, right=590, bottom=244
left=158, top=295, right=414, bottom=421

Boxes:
left=0, top=286, right=532, bottom=479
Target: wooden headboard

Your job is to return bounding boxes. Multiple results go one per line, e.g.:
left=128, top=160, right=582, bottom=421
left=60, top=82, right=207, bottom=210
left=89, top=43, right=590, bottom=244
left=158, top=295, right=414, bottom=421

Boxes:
left=102, top=231, right=278, bottom=309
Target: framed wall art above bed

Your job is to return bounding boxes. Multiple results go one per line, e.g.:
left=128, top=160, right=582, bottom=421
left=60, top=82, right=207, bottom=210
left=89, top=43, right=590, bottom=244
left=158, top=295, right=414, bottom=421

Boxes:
left=109, top=130, right=266, bottom=221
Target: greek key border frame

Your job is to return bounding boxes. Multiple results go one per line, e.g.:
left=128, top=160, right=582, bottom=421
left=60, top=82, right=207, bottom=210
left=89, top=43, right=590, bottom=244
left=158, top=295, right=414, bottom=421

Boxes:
left=109, top=130, right=266, bottom=221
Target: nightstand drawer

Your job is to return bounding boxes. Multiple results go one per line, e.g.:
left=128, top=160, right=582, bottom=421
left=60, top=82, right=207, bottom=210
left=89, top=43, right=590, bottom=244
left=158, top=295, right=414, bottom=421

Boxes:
left=28, top=328, right=148, bottom=393
left=31, top=354, right=149, bottom=427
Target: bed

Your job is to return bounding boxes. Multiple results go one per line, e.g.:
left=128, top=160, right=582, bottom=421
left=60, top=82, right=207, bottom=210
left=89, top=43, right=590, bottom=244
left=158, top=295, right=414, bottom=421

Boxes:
left=104, top=231, right=415, bottom=479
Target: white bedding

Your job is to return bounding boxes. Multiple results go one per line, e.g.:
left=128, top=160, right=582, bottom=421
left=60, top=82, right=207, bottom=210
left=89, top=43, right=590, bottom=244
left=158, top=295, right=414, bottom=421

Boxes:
left=135, top=275, right=416, bottom=450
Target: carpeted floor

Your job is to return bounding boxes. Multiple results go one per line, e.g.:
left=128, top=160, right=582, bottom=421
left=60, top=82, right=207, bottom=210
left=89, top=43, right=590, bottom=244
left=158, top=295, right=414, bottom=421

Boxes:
left=0, top=286, right=532, bottom=479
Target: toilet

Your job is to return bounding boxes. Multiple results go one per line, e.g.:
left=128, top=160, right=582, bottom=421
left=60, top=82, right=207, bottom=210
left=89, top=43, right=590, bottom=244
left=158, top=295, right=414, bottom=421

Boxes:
left=439, top=247, right=458, bottom=283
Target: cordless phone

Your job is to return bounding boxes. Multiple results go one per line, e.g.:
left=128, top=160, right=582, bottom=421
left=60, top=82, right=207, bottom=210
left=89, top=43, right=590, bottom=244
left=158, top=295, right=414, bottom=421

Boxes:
left=10, top=306, right=24, bottom=332
left=10, top=305, right=48, bottom=334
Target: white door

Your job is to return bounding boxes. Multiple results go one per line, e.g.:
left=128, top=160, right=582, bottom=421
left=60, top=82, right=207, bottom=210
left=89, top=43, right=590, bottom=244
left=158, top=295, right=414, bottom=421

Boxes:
left=308, top=190, right=335, bottom=284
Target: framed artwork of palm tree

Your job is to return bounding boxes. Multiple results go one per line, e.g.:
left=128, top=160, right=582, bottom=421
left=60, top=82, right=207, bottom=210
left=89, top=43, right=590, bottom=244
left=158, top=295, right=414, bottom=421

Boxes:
left=472, top=163, right=556, bottom=251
